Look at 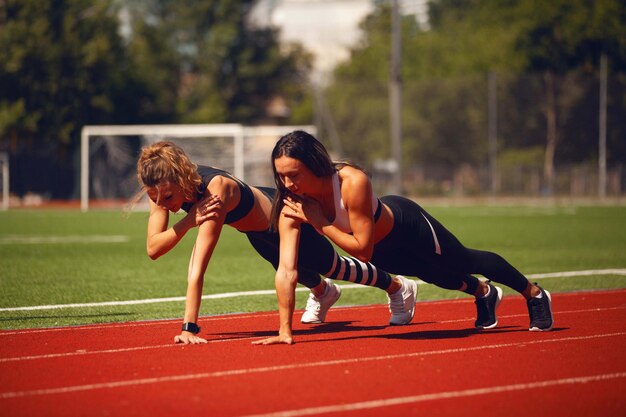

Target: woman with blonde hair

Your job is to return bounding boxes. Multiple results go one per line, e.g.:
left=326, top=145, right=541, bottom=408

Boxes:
left=136, top=141, right=415, bottom=344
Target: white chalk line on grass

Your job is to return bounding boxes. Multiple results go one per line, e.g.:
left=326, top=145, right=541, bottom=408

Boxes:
left=240, top=372, right=626, bottom=417
left=1, top=288, right=625, bottom=338
left=0, top=332, right=624, bottom=400
left=1, top=307, right=624, bottom=363
left=2, top=268, right=625, bottom=313
left=0, top=235, right=129, bottom=244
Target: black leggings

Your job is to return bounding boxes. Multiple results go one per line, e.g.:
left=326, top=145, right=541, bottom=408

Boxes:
left=245, top=224, right=330, bottom=289
left=370, top=195, right=529, bottom=294
left=245, top=222, right=392, bottom=290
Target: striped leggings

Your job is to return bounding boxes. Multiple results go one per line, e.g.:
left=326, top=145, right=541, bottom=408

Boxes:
left=245, top=223, right=393, bottom=290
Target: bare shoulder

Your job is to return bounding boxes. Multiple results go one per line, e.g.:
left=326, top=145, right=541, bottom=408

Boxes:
left=338, top=165, right=371, bottom=190
left=207, top=174, right=236, bottom=193
left=207, top=174, right=240, bottom=210
left=338, top=166, right=372, bottom=206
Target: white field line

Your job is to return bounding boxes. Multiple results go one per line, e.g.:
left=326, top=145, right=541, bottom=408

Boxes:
left=1, top=307, right=624, bottom=362
left=0, top=235, right=129, bottom=244
left=2, top=268, right=625, bottom=313
left=1, top=288, right=624, bottom=338
left=0, top=332, right=624, bottom=400
left=241, top=372, right=626, bottom=417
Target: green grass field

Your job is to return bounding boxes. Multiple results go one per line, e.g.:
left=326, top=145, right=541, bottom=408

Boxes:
left=1, top=204, right=625, bottom=330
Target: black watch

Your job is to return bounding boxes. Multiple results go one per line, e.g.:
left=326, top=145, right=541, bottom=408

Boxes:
left=181, top=322, right=201, bottom=334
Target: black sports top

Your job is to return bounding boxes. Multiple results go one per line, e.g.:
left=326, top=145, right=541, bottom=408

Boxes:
left=180, top=166, right=255, bottom=225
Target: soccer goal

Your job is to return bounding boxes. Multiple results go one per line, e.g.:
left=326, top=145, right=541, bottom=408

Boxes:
left=80, top=124, right=315, bottom=211
left=0, top=153, right=8, bottom=211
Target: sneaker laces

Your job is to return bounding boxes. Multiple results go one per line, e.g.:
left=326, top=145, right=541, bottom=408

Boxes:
left=475, top=296, right=490, bottom=320
left=528, top=297, right=547, bottom=321
left=388, top=288, right=406, bottom=313
left=305, top=293, right=321, bottom=313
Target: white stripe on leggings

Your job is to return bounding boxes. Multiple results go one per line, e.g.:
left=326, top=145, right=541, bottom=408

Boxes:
left=421, top=212, right=442, bottom=255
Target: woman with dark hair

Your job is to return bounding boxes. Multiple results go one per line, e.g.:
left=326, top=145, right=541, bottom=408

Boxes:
left=136, top=141, right=415, bottom=344
left=255, top=130, right=553, bottom=345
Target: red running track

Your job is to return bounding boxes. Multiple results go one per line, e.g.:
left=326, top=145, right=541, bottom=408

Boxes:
left=1, top=289, right=625, bottom=417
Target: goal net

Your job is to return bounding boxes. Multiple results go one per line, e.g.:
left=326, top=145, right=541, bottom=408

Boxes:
left=80, top=124, right=315, bottom=211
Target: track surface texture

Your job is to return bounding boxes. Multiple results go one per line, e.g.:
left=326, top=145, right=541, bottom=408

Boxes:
left=1, top=289, right=625, bottom=417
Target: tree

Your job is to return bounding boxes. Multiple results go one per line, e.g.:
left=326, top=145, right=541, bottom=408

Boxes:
left=513, top=0, right=626, bottom=194
left=323, top=0, right=626, bottom=195
left=0, top=0, right=144, bottom=198
left=123, top=0, right=313, bottom=124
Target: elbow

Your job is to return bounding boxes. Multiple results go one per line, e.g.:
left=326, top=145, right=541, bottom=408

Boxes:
left=146, top=246, right=161, bottom=260
left=355, top=254, right=372, bottom=264
left=354, top=247, right=373, bottom=264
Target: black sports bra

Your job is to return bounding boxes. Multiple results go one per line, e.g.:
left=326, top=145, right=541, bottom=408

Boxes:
left=180, top=166, right=255, bottom=224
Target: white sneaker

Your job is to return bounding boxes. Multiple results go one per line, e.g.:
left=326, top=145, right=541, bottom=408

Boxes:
left=301, top=278, right=342, bottom=324
left=387, top=276, right=417, bottom=325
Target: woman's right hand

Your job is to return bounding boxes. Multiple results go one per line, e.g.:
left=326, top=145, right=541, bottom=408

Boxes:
left=174, top=332, right=208, bottom=344
left=251, top=334, right=294, bottom=345
left=193, top=194, right=222, bottom=226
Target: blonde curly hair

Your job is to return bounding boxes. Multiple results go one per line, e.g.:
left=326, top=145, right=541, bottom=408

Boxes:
left=136, top=141, right=202, bottom=201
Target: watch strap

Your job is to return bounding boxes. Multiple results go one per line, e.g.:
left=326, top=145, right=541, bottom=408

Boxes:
left=181, top=322, right=201, bottom=334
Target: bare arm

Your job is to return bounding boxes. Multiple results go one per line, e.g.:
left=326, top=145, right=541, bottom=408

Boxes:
left=318, top=173, right=375, bottom=261
left=146, top=195, right=220, bottom=260
left=172, top=176, right=237, bottom=344
left=174, top=210, right=226, bottom=344
left=283, top=169, right=376, bottom=262
left=252, top=213, right=301, bottom=345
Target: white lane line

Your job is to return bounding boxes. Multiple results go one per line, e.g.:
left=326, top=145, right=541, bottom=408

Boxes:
left=1, top=294, right=624, bottom=340
left=0, top=235, right=129, bottom=244
left=2, top=268, right=625, bottom=313
left=1, top=306, right=624, bottom=363
left=0, top=310, right=622, bottom=362
left=0, top=335, right=253, bottom=362
left=0, top=307, right=386, bottom=337
left=0, top=288, right=312, bottom=312
left=241, top=372, right=626, bottom=417
left=1, top=332, right=624, bottom=399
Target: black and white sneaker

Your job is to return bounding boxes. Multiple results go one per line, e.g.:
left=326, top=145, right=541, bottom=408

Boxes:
left=527, top=284, right=553, bottom=331
left=474, top=282, right=503, bottom=329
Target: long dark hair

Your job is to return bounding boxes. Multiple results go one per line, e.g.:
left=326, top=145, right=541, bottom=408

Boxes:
left=270, top=130, right=366, bottom=230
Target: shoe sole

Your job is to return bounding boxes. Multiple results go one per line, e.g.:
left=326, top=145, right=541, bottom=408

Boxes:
left=301, top=284, right=342, bottom=324
left=476, top=286, right=503, bottom=330
left=529, top=289, right=553, bottom=332
left=389, top=278, right=418, bottom=326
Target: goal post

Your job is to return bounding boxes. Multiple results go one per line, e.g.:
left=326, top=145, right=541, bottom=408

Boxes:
left=0, top=152, right=8, bottom=211
left=80, top=124, right=315, bottom=211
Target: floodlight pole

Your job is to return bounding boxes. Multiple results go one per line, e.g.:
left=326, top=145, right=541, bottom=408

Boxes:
left=598, top=52, right=607, bottom=199
left=389, top=0, right=403, bottom=195
left=488, top=71, right=498, bottom=195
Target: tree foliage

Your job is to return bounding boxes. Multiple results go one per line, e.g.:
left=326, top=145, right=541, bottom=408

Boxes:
left=0, top=0, right=137, bottom=146
left=323, top=0, right=626, bottom=190
left=0, top=0, right=313, bottom=198
left=122, top=0, right=313, bottom=124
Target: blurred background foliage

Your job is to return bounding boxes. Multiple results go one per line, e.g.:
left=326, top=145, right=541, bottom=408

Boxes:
left=1, top=0, right=625, bottom=199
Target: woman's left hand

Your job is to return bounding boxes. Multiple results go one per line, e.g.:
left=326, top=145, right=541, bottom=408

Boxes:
left=282, top=196, right=326, bottom=229
left=193, top=194, right=222, bottom=226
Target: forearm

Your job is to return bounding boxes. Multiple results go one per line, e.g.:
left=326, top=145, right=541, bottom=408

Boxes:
left=318, top=224, right=373, bottom=262
left=147, top=214, right=195, bottom=259
left=275, top=268, right=298, bottom=338
left=183, top=275, right=204, bottom=324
